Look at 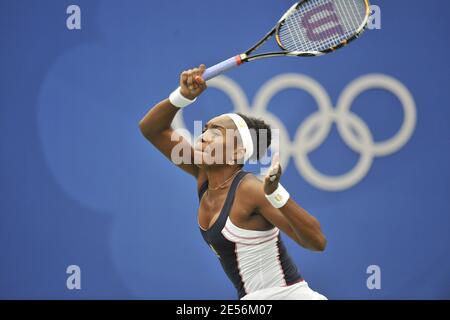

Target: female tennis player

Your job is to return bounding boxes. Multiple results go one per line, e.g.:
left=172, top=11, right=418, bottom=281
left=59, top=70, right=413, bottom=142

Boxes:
left=139, top=64, right=327, bottom=300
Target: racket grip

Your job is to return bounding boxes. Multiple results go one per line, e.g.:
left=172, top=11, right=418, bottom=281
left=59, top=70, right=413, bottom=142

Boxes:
left=202, top=55, right=243, bottom=81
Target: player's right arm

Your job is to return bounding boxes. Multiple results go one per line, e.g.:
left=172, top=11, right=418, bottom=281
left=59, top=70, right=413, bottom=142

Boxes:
left=139, top=65, right=207, bottom=180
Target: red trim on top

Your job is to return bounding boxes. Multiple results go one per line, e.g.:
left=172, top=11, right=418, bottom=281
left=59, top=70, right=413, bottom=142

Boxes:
left=224, top=225, right=278, bottom=240
left=235, top=55, right=243, bottom=66
left=223, top=230, right=279, bottom=246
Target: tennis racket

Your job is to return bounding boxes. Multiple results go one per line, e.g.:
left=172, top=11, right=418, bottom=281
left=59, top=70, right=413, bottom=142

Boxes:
left=202, top=0, right=370, bottom=81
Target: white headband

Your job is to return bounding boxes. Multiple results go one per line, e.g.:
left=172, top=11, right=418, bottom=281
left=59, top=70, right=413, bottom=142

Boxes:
left=224, top=113, right=254, bottom=162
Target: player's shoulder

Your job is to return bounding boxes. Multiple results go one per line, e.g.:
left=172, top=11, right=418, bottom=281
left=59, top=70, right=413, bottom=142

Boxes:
left=234, top=172, right=266, bottom=212
left=238, top=171, right=265, bottom=197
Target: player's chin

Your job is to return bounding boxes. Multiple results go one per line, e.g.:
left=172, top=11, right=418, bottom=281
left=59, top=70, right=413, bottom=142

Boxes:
left=193, top=149, right=226, bottom=168
left=193, top=149, right=209, bottom=168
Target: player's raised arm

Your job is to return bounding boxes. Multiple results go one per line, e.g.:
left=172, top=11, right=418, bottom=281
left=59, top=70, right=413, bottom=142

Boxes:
left=139, top=64, right=207, bottom=178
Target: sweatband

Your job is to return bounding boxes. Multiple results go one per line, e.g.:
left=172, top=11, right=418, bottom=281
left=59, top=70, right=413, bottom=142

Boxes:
left=265, top=183, right=290, bottom=208
left=169, top=87, right=196, bottom=108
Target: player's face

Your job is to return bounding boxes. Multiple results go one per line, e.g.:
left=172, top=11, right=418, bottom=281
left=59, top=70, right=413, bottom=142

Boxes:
left=194, top=115, right=242, bottom=167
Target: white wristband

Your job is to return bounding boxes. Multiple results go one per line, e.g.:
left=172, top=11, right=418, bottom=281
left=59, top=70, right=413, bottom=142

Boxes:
left=265, top=183, right=290, bottom=209
left=169, top=87, right=196, bottom=108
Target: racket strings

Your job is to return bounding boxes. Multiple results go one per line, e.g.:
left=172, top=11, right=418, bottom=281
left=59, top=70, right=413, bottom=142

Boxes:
left=278, top=0, right=367, bottom=53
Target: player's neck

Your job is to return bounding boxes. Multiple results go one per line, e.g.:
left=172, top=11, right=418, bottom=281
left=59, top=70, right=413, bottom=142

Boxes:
left=205, top=165, right=242, bottom=191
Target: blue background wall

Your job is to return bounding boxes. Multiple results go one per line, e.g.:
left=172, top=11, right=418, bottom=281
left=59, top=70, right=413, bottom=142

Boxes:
left=1, top=0, right=449, bottom=299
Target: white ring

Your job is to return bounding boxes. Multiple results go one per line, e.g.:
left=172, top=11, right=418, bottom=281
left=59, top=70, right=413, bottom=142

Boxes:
left=175, top=73, right=417, bottom=191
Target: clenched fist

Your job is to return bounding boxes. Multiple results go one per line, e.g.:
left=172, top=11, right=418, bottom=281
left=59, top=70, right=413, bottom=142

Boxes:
left=264, top=152, right=282, bottom=195
left=179, top=64, right=207, bottom=100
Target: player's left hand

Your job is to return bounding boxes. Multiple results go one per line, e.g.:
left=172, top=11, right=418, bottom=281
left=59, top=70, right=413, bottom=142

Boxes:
left=264, top=152, right=282, bottom=195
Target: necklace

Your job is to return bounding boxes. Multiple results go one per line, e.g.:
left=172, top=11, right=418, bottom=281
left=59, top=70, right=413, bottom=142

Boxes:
left=207, top=168, right=242, bottom=191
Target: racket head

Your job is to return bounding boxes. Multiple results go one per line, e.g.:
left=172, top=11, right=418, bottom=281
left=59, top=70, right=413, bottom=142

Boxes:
left=275, top=0, right=371, bottom=56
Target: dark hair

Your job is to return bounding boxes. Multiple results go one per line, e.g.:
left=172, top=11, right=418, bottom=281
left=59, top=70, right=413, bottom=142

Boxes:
left=236, top=113, right=272, bottom=161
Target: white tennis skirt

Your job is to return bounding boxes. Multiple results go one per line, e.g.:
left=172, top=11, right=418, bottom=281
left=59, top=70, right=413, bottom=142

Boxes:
left=240, top=281, right=327, bottom=300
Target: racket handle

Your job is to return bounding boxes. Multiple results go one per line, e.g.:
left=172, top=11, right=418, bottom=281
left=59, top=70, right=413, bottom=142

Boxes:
left=203, top=55, right=243, bottom=81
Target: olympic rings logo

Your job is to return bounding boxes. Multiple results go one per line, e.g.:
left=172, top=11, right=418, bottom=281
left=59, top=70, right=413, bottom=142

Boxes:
left=173, top=73, right=416, bottom=191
